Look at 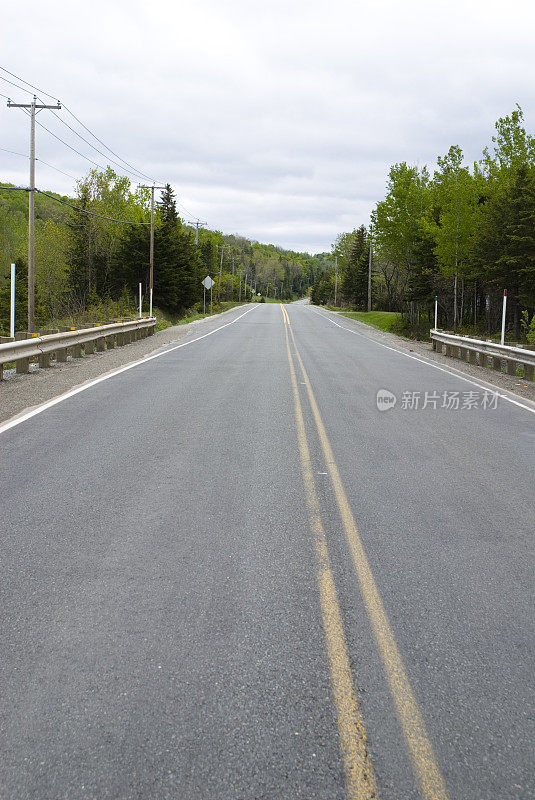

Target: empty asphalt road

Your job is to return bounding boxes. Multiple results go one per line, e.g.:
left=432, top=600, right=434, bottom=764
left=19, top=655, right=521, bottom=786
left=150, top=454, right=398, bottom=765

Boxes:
left=1, top=301, right=534, bottom=800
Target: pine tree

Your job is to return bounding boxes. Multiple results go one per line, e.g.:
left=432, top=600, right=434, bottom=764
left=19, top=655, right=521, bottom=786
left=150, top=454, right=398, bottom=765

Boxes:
left=158, top=184, right=178, bottom=224
left=111, top=226, right=150, bottom=299
left=341, top=225, right=367, bottom=307
left=498, top=163, right=535, bottom=309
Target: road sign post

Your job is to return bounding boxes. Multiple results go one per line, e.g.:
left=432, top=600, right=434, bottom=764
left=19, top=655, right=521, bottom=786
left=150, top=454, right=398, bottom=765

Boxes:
left=202, top=276, right=215, bottom=316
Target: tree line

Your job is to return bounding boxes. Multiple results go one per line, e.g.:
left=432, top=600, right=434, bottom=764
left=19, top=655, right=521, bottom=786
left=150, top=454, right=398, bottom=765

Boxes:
left=0, top=168, right=330, bottom=332
left=312, top=106, right=535, bottom=340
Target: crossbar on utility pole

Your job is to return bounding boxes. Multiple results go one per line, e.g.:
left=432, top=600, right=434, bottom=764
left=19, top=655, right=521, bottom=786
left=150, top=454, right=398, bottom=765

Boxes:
left=138, top=185, right=166, bottom=317
left=8, top=95, right=61, bottom=333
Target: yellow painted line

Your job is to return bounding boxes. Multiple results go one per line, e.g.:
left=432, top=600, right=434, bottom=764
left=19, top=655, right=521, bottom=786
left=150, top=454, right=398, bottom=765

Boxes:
left=288, top=324, right=448, bottom=800
left=284, top=324, right=376, bottom=800
left=280, top=303, right=290, bottom=325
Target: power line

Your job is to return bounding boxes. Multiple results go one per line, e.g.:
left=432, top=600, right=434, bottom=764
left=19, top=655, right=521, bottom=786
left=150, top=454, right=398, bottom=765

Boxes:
left=0, top=146, right=77, bottom=179
left=37, top=159, right=78, bottom=181
left=62, top=104, right=158, bottom=183
left=0, top=145, right=28, bottom=158
left=0, top=66, right=59, bottom=102
left=48, top=110, right=152, bottom=183
left=36, top=189, right=150, bottom=224
left=3, top=68, right=205, bottom=226
left=34, top=118, right=106, bottom=171
left=0, top=73, right=39, bottom=97
left=1, top=66, right=159, bottom=184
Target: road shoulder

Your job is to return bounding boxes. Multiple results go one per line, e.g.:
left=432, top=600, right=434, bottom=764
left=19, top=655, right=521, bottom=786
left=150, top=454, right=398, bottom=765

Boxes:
left=311, top=306, right=535, bottom=405
left=0, top=305, right=251, bottom=424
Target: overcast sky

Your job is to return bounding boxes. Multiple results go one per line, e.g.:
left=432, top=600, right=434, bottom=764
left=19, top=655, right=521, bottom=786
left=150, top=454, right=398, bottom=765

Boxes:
left=1, top=0, right=534, bottom=253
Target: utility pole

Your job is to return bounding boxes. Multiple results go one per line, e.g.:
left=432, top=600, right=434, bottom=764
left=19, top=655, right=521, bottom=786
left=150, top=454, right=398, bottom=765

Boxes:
left=334, top=256, right=338, bottom=307
left=216, top=245, right=230, bottom=301
left=367, top=238, right=373, bottom=312
left=138, top=184, right=165, bottom=317
left=193, top=219, right=207, bottom=247
left=8, top=95, right=61, bottom=332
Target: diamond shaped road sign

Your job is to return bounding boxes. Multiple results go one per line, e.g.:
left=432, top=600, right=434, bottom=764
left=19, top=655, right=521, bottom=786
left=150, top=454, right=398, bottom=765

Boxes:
left=202, top=276, right=215, bottom=290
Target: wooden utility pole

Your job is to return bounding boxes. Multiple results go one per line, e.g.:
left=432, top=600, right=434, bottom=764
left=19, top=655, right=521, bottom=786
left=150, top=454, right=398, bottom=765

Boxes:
left=8, top=95, right=61, bottom=332
left=216, top=245, right=230, bottom=301
left=138, top=185, right=165, bottom=316
left=193, top=219, right=207, bottom=247
left=367, top=238, right=373, bottom=312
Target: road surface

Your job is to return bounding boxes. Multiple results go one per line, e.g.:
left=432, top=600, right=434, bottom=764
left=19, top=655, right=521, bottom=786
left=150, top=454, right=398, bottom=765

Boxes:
left=1, top=302, right=533, bottom=800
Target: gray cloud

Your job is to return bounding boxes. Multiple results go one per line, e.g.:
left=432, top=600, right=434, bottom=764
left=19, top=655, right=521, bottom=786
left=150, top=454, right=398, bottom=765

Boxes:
left=2, top=0, right=534, bottom=253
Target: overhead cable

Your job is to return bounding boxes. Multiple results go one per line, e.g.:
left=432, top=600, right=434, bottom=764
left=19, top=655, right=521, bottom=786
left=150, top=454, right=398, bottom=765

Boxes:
left=36, top=189, right=150, bottom=224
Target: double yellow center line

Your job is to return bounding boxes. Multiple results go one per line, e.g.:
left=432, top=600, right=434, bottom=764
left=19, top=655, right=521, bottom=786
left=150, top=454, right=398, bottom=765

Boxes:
left=280, top=304, right=448, bottom=800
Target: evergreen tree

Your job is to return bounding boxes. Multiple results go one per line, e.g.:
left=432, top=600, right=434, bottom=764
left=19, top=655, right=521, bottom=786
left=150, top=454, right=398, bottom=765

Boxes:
left=158, top=184, right=178, bottom=223
left=499, top=163, right=535, bottom=309
left=341, top=226, right=368, bottom=307
left=111, top=226, right=150, bottom=298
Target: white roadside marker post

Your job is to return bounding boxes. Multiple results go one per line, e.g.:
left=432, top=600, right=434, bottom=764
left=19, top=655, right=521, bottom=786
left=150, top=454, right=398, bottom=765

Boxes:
left=434, top=295, right=438, bottom=331
left=10, top=263, right=15, bottom=338
left=139, top=283, right=142, bottom=318
left=501, top=289, right=507, bottom=346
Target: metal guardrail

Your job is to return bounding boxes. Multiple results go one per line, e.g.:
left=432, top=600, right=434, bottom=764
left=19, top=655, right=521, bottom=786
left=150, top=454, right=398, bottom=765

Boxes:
left=430, top=329, right=535, bottom=381
left=0, top=317, right=156, bottom=379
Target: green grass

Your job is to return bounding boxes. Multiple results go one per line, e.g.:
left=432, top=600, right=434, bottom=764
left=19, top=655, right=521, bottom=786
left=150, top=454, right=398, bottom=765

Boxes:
left=336, top=310, right=403, bottom=333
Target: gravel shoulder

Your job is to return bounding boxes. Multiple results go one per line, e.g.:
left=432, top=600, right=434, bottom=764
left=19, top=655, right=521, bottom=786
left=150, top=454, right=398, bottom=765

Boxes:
left=0, top=305, right=250, bottom=424
left=320, top=307, right=535, bottom=405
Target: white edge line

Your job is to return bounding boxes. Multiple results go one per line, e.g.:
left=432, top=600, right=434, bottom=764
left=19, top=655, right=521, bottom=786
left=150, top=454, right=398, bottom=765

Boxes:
left=0, top=305, right=258, bottom=436
left=306, top=306, right=535, bottom=417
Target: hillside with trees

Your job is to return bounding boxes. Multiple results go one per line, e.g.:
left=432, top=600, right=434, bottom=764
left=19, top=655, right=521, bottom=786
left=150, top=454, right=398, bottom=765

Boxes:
left=0, top=171, right=329, bottom=333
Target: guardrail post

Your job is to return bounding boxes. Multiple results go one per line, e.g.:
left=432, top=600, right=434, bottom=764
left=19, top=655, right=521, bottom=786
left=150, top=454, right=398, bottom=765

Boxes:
left=84, top=341, right=95, bottom=355
left=56, top=348, right=68, bottom=363
left=38, top=352, right=51, bottom=368
left=492, top=356, right=502, bottom=371
left=71, top=344, right=82, bottom=358
left=524, top=364, right=534, bottom=381
left=468, top=350, right=477, bottom=365
left=96, top=337, right=106, bottom=352
left=479, top=352, right=487, bottom=368
left=106, top=335, right=115, bottom=350
left=16, top=357, right=30, bottom=374
left=506, top=360, right=517, bottom=376
left=459, top=347, right=467, bottom=361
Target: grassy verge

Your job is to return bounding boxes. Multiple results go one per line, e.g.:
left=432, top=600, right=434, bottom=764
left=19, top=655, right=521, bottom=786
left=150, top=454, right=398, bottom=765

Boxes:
left=335, top=310, right=404, bottom=333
